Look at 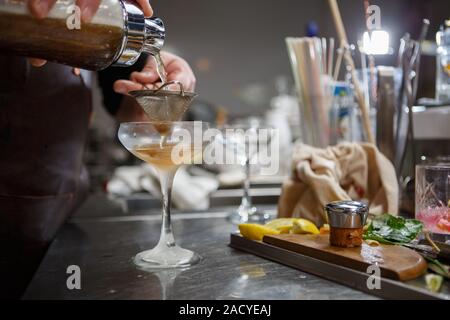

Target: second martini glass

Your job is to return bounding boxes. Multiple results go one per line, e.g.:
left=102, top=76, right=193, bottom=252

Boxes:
left=217, top=124, right=275, bottom=224
left=119, top=121, right=209, bottom=269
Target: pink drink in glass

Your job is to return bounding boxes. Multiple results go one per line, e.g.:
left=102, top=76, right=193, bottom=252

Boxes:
left=415, top=165, right=450, bottom=235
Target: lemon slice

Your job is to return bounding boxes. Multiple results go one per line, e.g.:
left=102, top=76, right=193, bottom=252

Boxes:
left=291, top=219, right=320, bottom=235
left=239, top=224, right=280, bottom=241
left=425, top=274, right=443, bottom=293
left=265, top=218, right=299, bottom=234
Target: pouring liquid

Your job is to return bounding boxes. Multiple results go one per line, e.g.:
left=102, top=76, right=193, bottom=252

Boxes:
left=154, top=53, right=168, bottom=84
left=149, top=52, right=170, bottom=147
left=155, top=122, right=171, bottom=149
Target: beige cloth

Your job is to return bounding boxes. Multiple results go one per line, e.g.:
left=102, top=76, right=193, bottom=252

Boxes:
left=278, top=143, right=399, bottom=226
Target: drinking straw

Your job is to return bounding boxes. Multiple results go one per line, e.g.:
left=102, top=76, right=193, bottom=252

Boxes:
left=286, top=38, right=314, bottom=144
left=328, top=38, right=335, bottom=77
left=358, top=41, right=371, bottom=113
left=311, top=38, right=330, bottom=146
left=327, top=0, right=375, bottom=144
left=286, top=37, right=334, bottom=147
left=333, top=42, right=344, bottom=80
left=322, top=37, right=328, bottom=74
left=287, top=39, right=304, bottom=142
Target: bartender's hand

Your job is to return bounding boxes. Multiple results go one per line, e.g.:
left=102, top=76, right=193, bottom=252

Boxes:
left=114, top=51, right=196, bottom=94
left=114, top=52, right=196, bottom=122
left=27, top=0, right=154, bottom=67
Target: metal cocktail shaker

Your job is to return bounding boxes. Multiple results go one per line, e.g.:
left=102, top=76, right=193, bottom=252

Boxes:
left=0, top=0, right=165, bottom=70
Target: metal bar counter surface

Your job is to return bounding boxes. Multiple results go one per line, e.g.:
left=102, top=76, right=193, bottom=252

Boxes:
left=24, top=195, right=377, bottom=300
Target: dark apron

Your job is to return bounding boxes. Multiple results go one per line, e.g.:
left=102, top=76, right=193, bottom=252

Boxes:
left=0, top=56, right=92, bottom=299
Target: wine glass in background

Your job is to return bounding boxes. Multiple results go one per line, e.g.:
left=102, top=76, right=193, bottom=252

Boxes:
left=216, top=120, right=276, bottom=224
left=118, top=121, right=209, bottom=269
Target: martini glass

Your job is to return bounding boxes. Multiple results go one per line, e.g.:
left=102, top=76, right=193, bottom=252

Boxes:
left=217, top=123, right=275, bottom=224
left=118, top=121, right=209, bottom=269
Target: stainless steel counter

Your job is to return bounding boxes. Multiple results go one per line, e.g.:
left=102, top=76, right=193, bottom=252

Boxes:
left=23, top=195, right=377, bottom=300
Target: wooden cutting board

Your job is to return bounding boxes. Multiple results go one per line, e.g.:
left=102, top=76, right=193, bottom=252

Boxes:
left=263, top=234, right=427, bottom=281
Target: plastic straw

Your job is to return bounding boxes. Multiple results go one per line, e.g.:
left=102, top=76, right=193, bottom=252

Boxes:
left=286, top=37, right=335, bottom=147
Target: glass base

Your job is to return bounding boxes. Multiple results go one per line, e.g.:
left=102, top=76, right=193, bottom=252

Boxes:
left=134, top=244, right=201, bottom=270
left=228, top=206, right=271, bottom=225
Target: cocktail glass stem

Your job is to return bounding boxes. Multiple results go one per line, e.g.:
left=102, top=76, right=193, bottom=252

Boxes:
left=238, top=158, right=253, bottom=216
left=133, top=167, right=201, bottom=269
left=157, top=169, right=176, bottom=248
left=229, top=153, right=271, bottom=224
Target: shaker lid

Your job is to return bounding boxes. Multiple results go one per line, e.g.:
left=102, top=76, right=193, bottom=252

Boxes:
left=325, top=201, right=369, bottom=228
left=114, top=2, right=165, bottom=67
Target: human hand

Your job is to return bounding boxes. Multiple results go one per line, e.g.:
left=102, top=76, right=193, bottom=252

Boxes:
left=114, top=51, right=196, bottom=94
left=28, top=0, right=153, bottom=19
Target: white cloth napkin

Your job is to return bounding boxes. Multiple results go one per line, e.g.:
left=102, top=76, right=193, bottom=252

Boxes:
left=107, top=165, right=219, bottom=210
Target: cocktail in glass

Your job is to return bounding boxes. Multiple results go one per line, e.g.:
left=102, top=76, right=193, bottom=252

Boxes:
left=118, top=121, right=209, bottom=269
left=416, top=165, right=450, bottom=236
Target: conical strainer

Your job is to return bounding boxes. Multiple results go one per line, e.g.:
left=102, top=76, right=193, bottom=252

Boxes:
left=130, top=81, right=197, bottom=121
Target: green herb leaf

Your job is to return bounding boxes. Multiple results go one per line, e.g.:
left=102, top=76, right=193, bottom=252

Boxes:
left=363, top=214, right=423, bottom=245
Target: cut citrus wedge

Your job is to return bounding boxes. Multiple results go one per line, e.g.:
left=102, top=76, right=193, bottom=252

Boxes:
left=291, top=219, right=320, bottom=235
left=425, top=274, right=443, bottom=293
left=265, top=218, right=299, bottom=234
left=437, top=218, right=450, bottom=232
left=239, top=224, right=280, bottom=241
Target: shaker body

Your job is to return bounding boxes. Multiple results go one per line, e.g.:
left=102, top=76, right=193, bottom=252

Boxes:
left=0, top=0, right=128, bottom=70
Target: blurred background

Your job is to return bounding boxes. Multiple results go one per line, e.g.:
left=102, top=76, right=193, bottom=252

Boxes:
left=87, top=0, right=450, bottom=197
left=150, top=0, right=449, bottom=115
